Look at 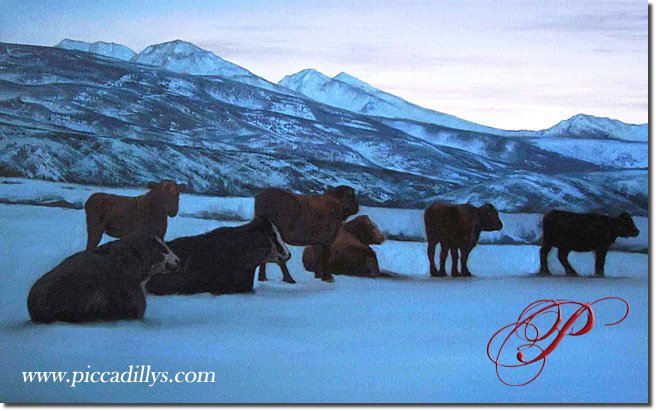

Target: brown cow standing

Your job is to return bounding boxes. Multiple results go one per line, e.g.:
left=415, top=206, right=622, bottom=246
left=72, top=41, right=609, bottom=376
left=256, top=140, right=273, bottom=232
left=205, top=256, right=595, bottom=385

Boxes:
left=302, top=215, right=385, bottom=277
left=84, top=180, right=187, bottom=250
left=424, top=203, right=503, bottom=277
left=254, top=186, right=359, bottom=283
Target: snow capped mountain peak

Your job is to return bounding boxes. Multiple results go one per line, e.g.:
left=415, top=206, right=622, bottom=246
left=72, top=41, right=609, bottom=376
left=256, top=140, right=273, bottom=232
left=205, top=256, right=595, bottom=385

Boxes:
left=132, top=39, right=251, bottom=77
left=279, top=69, right=332, bottom=90
left=540, top=113, right=648, bottom=142
left=137, top=39, right=211, bottom=57
left=55, top=39, right=136, bottom=61
left=130, top=39, right=285, bottom=92
left=279, top=68, right=510, bottom=135
left=333, top=72, right=377, bottom=93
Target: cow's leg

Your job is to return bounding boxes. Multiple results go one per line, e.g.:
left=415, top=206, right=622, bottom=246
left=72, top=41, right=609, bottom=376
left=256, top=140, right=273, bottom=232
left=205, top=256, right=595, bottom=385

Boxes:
left=460, top=247, right=472, bottom=276
left=316, top=244, right=334, bottom=282
left=364, top=255, right=382, bottom=278
left=450, top=246, right=460, bottom=277
left=427, top=240, right=440, bottom=277
left=278, top=261, right=296, bottom=284
left=594, top=249, right=608, bottom=276
left=85, top=212, right=105, bottom=250
left=305, top=245, right=322, bottom=278
left=257, top=263, right=268, bottom=282
left=539, top=243, right=552, bottom=274
left=438, top=244, right=448, bottom=276
left=98, top=285, right=146, bottom=321
left=86, top=226, right=104, bottom=251
left=123, top=287, right=147, bottom=320
left=557, top=248, right=577, bottom=276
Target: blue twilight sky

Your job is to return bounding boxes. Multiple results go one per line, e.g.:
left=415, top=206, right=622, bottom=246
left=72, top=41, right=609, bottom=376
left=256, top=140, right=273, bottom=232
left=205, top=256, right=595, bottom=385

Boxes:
left=0, top=0, right=647, bottom=130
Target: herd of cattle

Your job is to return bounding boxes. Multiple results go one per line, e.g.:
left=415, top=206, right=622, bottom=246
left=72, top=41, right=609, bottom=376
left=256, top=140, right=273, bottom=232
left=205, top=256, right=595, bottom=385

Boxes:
left=27, top=180, right=640, bottom=324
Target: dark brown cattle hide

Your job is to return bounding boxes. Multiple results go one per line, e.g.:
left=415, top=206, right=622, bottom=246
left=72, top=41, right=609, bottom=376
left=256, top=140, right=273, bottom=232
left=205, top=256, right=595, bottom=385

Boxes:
left=302, top=215, right=385, bottom=277
left=84, top=180, right=186, bottom=250
left=254, top=186, right=359, bottom=283
left=424, top=203, right=503, bottom=277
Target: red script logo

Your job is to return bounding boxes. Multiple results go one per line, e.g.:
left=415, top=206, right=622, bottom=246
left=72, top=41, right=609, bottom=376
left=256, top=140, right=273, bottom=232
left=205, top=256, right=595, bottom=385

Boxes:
left=487, top=297, right=630, bottom=386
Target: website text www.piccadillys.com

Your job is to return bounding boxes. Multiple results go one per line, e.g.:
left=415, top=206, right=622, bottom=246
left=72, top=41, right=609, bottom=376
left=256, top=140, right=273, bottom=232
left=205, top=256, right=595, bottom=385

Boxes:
left=22, top=365, right=216, bottom=388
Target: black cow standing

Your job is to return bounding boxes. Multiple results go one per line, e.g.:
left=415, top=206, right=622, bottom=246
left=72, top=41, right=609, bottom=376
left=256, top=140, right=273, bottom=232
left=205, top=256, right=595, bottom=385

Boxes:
left=539, top=210, right=640, bottom=276
left=145, top=216, right=291, bottom=295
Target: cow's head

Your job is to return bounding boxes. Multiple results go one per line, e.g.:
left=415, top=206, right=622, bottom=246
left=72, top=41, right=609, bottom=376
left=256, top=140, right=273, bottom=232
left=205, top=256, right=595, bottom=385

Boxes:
left=147, top=180, right=187, bottom=217
left=478, top=204, right=503, bottom=231
left=614, top=212, right=640, bottom=238
left=344, top=215, right=385, bottom=245
left=121, top=232, right=180, bottom=281
left=259, top=217, right=291, bottom=263
left=327, top=185, right=359, bottom=218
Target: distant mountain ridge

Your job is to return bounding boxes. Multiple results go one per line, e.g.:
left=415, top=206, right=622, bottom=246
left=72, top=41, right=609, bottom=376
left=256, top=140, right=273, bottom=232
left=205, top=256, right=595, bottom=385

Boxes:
left=53, top=39, right=647, bottom=143
left=278, top=69, right=512, bottom=135
left=534, top=113, right=647, bottom=142
left=130, top=40, right=282, bottom=91
left=279, top=68, right=647, bottom=142
left=0, top=41, right=646, bottom=214
left=56, top=39, right=136, bottom=61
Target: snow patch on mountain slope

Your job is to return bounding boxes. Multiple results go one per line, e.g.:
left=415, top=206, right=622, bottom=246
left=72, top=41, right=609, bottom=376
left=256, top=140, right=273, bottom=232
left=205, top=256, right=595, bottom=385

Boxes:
left=528, top=137, right=648, bottom=169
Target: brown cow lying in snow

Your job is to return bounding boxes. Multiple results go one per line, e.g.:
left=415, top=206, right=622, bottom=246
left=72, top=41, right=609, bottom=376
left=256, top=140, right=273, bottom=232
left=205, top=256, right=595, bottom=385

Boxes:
left=302, top=215, right=385, bottom=277
left=84, top=180, right=186, bottom=250
left=424, top=203, right=503, bottom=277
left=254, top=186, right=359, bottom=283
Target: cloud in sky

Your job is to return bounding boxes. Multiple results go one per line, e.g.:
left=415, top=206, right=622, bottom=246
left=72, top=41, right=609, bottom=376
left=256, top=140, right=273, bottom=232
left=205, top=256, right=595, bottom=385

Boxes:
left=0, top=0, right=647, bottom=130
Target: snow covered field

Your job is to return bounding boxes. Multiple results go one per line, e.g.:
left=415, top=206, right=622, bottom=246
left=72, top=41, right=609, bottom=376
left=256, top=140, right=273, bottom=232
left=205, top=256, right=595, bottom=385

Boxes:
left=0, top=180, right=648, bottom=403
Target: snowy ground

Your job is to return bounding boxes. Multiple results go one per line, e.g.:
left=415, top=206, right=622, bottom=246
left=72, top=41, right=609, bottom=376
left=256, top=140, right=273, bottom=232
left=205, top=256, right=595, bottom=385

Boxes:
left=0, top=183, right=649, bottom=403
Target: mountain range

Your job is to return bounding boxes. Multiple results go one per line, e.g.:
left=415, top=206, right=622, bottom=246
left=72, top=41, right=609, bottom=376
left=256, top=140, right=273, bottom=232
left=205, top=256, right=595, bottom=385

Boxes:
left=0, top=39, right=648, bottom=214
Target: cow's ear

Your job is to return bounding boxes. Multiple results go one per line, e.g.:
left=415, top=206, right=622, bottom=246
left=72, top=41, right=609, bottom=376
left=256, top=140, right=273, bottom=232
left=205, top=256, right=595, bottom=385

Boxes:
left=147, top=181, right=160, bottom=190
left=177, top=183, right=188, bottom=192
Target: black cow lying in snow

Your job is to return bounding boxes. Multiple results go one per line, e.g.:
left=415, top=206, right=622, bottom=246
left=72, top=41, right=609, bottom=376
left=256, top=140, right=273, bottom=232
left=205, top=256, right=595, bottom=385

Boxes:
left=145, top=217, right=291, bottom=295
left=539, top=210, right=640, bottom=276
left=28, top=232, right=180, bottom=323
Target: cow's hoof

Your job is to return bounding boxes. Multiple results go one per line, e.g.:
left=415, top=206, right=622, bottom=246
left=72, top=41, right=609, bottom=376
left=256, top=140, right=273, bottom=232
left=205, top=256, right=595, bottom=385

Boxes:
left=462, top=271, right=472, bottom=277
left=322, top=275, right=335, bottom=283
left=537, top=270, right=551, bottom=276
left=451, top=271, right=462, bottom=277
left=314, top=272, right=321, bottom=279
left=565, top=272, right=578, bottom=277
left=283, top=277, right=296, bottom=284
left=258, top=277, right=268, bottom=282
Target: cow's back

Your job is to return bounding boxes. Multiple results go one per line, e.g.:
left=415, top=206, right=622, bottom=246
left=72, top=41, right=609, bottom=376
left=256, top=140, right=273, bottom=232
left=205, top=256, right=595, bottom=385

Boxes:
left=254, top=189, right=300, bottom=229
left=425, top=204, right=475, bottom=244
left=542, top=210, right=612, bottom=251
left=254, top=189, right=339, bottom=245
left=86, top=192, right=143, bottom=229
